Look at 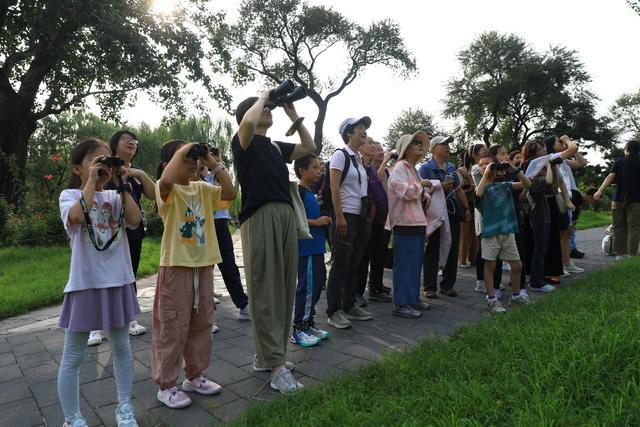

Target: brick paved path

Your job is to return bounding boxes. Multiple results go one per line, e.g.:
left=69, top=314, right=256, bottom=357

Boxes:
left=0, top=228, right=614, bottom=426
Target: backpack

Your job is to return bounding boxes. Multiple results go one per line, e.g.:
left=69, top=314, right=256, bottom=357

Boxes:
left=317, top=148, right=351, bottom=215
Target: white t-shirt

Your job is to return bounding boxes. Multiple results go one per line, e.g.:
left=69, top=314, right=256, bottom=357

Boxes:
left=329, top=146, right=369, bottom=215
left=59, top=189, right=135, bottom=293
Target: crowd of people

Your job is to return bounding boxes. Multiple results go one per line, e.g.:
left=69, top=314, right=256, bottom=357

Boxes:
left=54, top=84, right=640, bottom=426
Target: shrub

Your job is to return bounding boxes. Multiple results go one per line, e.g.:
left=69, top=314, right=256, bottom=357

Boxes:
left=4, top=204, right=67, bottom=246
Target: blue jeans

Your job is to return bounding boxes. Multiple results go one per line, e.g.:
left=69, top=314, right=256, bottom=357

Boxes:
left=393, top=232, right=425, bottom=306
left=568, top=209, right=577, bottom=251
left=294, top=253, right=326, bottom=328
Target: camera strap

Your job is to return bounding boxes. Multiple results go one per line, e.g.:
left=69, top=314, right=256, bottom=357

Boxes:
left=79, top=194, right=126, bottom=252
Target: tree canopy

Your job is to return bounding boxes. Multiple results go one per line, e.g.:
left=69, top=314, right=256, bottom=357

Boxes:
left=610, top=90, right=640, bottom=139
left=444, top=31, right=608, bottom=150
left=207, top=0, right=416, bottom=151
left=0, top=0, right=220, bottom=202
left=384, top=108, right=441, bottom=151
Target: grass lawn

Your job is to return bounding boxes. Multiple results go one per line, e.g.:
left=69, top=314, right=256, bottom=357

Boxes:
left=0, top=237, right=161, bottom=320
left=233, top=258, right=640, bottom=426
left=577, top=209, right=611, bottom=230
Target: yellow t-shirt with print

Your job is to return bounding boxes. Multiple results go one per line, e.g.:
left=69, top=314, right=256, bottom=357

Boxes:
left=156, top=180, right=230, bottom=267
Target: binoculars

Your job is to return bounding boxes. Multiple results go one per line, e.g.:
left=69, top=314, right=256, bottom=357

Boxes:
left=97, top=156, right=125, bottom=176
left=270, top=79, right=307, bottom=107
left=490, top=162, right=509, bottom=171
left=187, top=143, right=212, bottom=160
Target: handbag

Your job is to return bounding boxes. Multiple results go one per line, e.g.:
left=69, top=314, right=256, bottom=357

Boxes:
left=555, top=192, right=567, bottom=214
left=290, top=181, right=313, bottom=240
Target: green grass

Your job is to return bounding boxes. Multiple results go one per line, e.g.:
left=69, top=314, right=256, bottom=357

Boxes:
left=577, top=210, right=612, bottom=230
left=232, top=258, right=640, bottom=426
left=0, top=237, right=161, bottom=320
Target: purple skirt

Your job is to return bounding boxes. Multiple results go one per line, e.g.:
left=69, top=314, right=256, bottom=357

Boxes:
left=58, top=284, right=141, bottom=332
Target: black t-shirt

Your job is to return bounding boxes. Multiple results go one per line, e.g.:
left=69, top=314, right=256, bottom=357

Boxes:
left=610, top=157, right=640, bottom=203
left=232, top=133, right=295, bottom=224
left=105, top=170, right=146, bottom=240
left=529, top=177, right=551, bottom=227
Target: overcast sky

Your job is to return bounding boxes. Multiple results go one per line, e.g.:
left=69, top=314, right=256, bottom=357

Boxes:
left=122, top=0, right=640, bottom=154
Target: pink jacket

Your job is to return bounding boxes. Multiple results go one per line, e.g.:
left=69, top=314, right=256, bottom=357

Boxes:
left=385, top=160, right=428, bottom=230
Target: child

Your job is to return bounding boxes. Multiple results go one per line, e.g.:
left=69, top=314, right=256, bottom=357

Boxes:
left=290, top=154, right=331, bottom=346
left=475, top=156, right=532, bottom=313
left=58, top=138, right=142, bottom=427
left=152, top=140, right=236, bottom=408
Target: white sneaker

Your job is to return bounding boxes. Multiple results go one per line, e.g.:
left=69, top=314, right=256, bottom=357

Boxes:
left=615, top=255, right=630, bottom=261
left=474, top=280, right=486, bottom=294
left=157, top=387, right=191, bottom=409
left=213, top=291, right=223, bottom=298
left=270, top=368, right=303, bottom=394
left=238, top=305, right=251, bottom=321
left=87, top=330, right=104, bottom=346
left=211, top=323, right=219, bottom=334
left=487, top=298, right=506, bottom=313
left=565, top=263, right=584, bottom=274
left=128, top=321, right=147, bottom=336
left=510, top=293, right=532, bottom=306
left=562, top=268, right=571, bottom=277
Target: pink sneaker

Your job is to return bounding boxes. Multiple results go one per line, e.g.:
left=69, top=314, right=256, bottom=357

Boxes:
left=157, top=387, right=191, bottom=409
left=182, top=376, right=222, bottom=395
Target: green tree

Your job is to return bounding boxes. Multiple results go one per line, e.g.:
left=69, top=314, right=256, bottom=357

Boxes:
left=0, top=0, right=221, bottom=203
left=610, top=90, right=640, bottom=138
left=208, top=0, right=416, bottom=152
left=384, top=108, right=441, bottom=151
left=629, top=0, right=640, bottom=14
left=444, top=32, right=604, bottom=150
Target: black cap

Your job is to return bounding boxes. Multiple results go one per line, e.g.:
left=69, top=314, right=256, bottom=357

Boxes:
left=235, top=97, right=259, bottom=125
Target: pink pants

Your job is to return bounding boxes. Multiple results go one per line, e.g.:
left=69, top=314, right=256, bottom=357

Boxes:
left=151, top=266, right=214, bottom=389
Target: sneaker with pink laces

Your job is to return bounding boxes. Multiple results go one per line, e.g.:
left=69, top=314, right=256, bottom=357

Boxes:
left=182, top=376, right=222, bottom=395
left=157, top=387, right=191, bottom=409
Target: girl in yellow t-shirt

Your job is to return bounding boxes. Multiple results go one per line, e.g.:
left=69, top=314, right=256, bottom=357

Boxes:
left=152, top=140, right=236, bottom=409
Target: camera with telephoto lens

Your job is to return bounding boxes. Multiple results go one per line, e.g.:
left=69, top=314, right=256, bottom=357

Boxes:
left=269, top=79, right=308, bottom=107
left=187, top=143, right=211, bottom=160
left=490, top=162, right=509, bottom=171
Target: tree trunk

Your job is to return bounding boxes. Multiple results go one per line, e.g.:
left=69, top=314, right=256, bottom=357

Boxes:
left=313, top=102, right=328, bottom=155
left=0, top=106, right=37, bottom=204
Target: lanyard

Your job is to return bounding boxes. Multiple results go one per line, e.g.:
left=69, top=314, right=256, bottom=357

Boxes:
left=79, top=195, right=125, bottom=251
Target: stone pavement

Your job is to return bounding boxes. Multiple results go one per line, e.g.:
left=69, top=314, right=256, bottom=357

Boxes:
left=0, top=228, right=615, bottom=426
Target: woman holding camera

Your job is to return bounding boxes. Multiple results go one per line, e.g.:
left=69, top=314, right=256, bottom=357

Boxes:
left=233, top=87, right=317, bottom=394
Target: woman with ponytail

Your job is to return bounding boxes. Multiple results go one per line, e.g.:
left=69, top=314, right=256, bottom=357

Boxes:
left=594, top=140, right=640, bottom=258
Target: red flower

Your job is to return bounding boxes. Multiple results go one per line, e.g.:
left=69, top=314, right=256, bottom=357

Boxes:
left=43, top=174, right=54, bottom=180
left=51, top=154, right=62, bottom=161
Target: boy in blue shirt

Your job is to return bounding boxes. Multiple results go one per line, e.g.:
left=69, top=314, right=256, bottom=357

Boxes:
left=476, top=155, right=532, bottom=313
left=291, top=154, right=332, bottom=346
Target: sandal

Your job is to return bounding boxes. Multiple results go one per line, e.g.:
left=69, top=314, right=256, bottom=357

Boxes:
left=423, top=290, right=438, bottom=299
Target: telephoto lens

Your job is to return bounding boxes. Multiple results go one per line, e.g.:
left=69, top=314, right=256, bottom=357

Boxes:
left=269, top=80, right=296, bottom=106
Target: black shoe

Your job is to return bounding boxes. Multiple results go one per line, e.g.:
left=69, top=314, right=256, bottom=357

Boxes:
left=570, top=249, right=585, bottom=259
left=369, top=290, right=392, bottom=302
left=382, top=285, right=392, bottom=295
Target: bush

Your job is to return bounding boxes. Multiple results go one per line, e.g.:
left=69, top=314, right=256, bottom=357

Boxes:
left=0, top=197, right=9, bottom=239
left=4, top=204, right=67, bottom=246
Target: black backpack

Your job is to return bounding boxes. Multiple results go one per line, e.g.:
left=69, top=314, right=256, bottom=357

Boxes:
left=317, top=148, right=351, bottom=214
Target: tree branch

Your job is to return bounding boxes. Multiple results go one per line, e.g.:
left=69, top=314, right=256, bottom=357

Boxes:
left=32, top=85, right=141, bottom=120
left=0, top=48, right=34, bottom=74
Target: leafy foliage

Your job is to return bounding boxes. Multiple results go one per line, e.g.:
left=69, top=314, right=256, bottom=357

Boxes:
left=0, top=0, right=225, bottom=202
left=384, top=108, right=442, bottom=151
left=207, top=0, right=416, bottom=149
left=444, top=32, right=611, bottom=152
left=610, top=90, right=640, bottom=139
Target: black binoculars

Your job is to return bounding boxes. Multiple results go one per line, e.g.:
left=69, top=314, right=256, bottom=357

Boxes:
left=270, top=79, right=307, bottom=107
left=490, top=162, right=509, bottom=171
left=187, top=143, right=212, bottom=160
left=97, top=156, right=125, bottom=176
